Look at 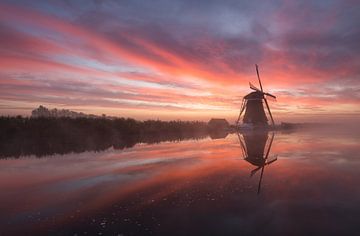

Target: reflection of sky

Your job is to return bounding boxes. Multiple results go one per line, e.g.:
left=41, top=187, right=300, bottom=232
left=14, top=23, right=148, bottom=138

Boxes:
left=1, top=130, right=360, bottom=234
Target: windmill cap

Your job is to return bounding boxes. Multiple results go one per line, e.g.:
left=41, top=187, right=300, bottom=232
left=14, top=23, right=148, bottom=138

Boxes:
left=244, top=91, right=264, bottom=100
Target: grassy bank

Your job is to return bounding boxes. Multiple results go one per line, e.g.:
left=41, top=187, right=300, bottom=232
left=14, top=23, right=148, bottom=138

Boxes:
left=0, top=116, right=211, bottom=158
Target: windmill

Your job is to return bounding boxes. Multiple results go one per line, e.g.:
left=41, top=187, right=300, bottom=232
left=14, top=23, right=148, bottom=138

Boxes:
left=237, top=131, right=277, bottom=194
left=236, top=65, right=276, bottom=127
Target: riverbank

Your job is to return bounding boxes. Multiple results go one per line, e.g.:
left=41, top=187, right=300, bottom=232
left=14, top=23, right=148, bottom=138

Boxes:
left=0, top=116, right=212, bottom=158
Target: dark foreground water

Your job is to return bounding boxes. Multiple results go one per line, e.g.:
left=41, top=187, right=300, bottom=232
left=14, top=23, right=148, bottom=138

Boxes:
left=0, top=128, right=359, bottom=236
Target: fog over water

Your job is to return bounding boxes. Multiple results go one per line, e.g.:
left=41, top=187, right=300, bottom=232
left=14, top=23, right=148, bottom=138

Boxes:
left=0, top=126, right=359, bottom=235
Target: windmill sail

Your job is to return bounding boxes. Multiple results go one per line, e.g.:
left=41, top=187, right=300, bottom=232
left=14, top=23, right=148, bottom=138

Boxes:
left=249, top=82, right=261, bottom=92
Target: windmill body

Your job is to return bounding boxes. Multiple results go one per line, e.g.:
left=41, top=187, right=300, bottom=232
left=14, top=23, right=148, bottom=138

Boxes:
left=236, top=65, right=276, bottom=128
left=243, top=91, right=268, bottom=125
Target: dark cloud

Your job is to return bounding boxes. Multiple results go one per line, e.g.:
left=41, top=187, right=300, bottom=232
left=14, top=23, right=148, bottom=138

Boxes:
left=8, top=0, right=355, bottom=77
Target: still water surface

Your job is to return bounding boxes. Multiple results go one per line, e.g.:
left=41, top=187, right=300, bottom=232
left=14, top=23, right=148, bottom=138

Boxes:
left=0, top=128, right=359, bottom=235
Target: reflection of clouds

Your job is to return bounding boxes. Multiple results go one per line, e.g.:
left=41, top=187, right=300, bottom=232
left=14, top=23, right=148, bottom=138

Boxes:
left=1, top=130, right=360, bottom=235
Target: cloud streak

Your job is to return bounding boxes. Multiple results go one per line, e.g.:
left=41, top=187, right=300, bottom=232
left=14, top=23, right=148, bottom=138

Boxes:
left=0, top=0, right=359, bottom=121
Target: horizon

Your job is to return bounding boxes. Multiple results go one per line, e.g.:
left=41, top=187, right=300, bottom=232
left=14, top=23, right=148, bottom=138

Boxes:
left=3, top=104, right=360, bottom=125
left=0, top=1, right=359, bottom=123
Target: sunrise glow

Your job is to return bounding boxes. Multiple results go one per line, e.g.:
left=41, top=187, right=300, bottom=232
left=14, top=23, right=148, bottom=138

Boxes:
left=0, top=1, right=359, bottom=122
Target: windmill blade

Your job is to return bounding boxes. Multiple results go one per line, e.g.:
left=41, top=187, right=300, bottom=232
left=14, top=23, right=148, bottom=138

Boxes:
left=265, top=94, right=277, bottom=102
left=255, top=64, right=264, bottom=92
left=236, top=99, right=246, bottom=125
left=250, top=166, right=262, bottom=177
left=257, top=133, right=275, bottom=195
left=267, top=154, right=278, bottom=162
left=257, top=166, right=265, bottom=194
left=265, top=132, right=275, bottom=160
left=249, top=82, right=261, bottom=92
left=237, top=132, right=247, bottom=158
left=264, top=98, right=275, bottom=126
left=265, top=92, right=276, bottom=99
left=256, top=64, right=275, bottom=125
left=265, top=156, right=277, bottom=165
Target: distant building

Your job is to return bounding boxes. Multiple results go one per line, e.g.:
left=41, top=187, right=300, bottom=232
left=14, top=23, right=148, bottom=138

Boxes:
left=208, top=118, right=229, bottom=130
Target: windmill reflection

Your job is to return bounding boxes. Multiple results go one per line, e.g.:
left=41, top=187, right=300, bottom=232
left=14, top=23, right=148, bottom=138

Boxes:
left=237, top=131, right=277, bottom=194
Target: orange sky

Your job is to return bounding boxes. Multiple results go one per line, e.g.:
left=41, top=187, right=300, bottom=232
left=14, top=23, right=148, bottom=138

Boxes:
left=0, top=1, right=359, bottom=123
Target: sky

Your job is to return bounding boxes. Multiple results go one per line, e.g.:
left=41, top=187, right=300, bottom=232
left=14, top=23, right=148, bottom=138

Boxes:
left=0, top=0, right=359, bottom=123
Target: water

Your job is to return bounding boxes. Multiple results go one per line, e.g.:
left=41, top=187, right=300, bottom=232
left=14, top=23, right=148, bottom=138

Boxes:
left=0, top=128, right=359, bottom=235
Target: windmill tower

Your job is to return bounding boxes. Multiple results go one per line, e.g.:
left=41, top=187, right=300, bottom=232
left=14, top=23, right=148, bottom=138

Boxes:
left=236, top=65, right=276, bottom=127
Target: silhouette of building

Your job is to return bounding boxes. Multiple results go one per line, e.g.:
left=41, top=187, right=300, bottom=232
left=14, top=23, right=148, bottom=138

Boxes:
left=243, top=91, right=268, bottom=125
left=236, top=65, right=276, bottom=127
left=208, top=118, right=229, bottom=130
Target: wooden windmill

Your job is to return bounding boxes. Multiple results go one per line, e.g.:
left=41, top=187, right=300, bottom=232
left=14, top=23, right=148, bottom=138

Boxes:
left=236, top=65, right=276, bottom=127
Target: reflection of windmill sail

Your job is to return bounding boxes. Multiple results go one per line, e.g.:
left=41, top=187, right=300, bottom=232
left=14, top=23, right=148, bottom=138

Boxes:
left=237, top=131, right=277, bottom=194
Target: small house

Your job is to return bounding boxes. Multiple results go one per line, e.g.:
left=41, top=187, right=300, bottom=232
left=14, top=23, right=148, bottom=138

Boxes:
left=208, top=118, right=229, bottom=130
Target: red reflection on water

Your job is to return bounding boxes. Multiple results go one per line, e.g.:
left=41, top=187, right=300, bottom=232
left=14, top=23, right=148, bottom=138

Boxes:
left=0, top=130, right=359, bottom=235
